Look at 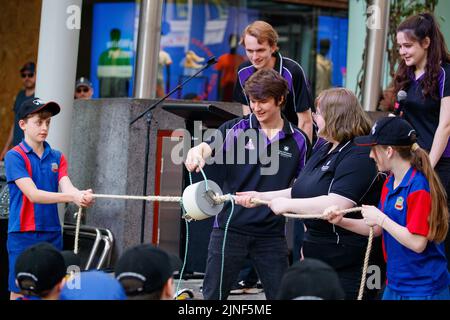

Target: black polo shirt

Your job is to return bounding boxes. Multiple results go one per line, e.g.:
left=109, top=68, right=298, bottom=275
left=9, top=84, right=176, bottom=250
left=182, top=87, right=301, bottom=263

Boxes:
left=291, top=140, right=383, bottom=246
left=206, top=113, right=310, bottom=237
left=401, top=63, right=450, bottom=158
left=233, top=52, right=314, bottom=125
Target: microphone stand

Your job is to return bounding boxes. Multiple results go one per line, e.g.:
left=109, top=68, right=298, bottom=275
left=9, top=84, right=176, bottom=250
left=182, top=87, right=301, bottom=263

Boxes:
left=130, top=57, right=217, bottom=244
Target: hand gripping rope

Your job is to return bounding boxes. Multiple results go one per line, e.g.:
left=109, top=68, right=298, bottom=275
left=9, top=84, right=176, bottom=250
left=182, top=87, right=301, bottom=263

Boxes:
left=73, top=169, right=373, bottom=300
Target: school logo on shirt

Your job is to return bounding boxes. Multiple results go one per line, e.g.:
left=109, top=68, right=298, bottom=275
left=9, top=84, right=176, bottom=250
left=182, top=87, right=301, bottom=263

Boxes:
left=321, top=160, right=331, bottom=171
left=245, top=138, right=255, bottom=150
left=278, top=145, right=292, bottom=158
left=51, top=163, right=59, bottom=172
left=394, top=196, right=404, bottom=210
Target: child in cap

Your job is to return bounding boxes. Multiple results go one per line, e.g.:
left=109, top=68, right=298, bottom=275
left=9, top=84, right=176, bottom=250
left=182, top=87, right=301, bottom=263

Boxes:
left=325, top=116, right=449, bottom=300
left=60, top=270, right=126, bottom=300
left=277, top=258, right=344, bottom=300
left=115, top=244, right=181, bottom=300
left=15, top=242, right=67, bottom=300
left=4, top=98, right=94, bottom=299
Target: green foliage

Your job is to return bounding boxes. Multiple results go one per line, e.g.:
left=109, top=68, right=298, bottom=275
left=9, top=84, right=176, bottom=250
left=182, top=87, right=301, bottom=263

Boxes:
left=356, top=0, right=439, bottom=100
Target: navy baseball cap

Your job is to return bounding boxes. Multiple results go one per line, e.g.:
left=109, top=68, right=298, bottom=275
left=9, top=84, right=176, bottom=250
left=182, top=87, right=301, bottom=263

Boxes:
left=20, top=62, right=36, bottom=73
left=115, top=244, right=181, bottom=296
left=354, top=116, right=417, bottom=147
left=15, top=242, right=66, bottom=295
left=75, top=77, right=92, bottom=89
left=18, top=97, right=60, bottom=120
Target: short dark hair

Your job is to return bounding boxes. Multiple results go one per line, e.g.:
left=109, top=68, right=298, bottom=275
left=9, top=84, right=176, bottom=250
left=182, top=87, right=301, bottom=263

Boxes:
left=244, top=69, right=289, bottom=109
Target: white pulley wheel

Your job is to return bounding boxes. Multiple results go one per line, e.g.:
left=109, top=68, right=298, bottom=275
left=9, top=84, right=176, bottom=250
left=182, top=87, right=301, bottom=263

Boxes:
left=182, top=180, right=224, bottom=220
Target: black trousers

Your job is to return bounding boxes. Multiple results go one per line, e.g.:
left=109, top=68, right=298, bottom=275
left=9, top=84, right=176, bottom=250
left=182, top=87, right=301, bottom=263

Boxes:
left=303, top=237, right=385, bottom=300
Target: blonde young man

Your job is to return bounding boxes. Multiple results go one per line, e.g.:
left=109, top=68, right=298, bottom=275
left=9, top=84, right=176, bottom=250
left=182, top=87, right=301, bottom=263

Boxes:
left=233, top=21, right=314, bottom=143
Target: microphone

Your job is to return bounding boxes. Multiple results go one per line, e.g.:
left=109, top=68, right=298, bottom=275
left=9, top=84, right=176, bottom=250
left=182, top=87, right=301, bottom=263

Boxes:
left=207, top=56, right=218, bottom=66
left=394, top=90, right=407, bottom=116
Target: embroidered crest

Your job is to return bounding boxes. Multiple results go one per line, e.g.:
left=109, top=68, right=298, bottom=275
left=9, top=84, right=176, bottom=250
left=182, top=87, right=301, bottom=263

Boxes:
left=51, top=163, right=59, bottom=172
left=394, top=196, right=404, bottom=210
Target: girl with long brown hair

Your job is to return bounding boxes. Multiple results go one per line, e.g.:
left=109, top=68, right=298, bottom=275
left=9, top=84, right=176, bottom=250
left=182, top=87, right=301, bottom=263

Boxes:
left=393, top=13, right=450, bottom=263
left=327, top=116, right=449, bottom=300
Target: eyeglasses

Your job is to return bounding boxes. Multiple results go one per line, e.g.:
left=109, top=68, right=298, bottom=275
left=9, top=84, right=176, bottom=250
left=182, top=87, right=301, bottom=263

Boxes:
left=21, top=72, right=34, bottom=78
left=76, top=87, right=90, bottom=93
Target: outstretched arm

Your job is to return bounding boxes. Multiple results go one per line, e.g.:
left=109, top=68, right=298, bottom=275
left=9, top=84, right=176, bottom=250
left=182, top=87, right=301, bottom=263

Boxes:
left=15, top=177, right=92, bottom=207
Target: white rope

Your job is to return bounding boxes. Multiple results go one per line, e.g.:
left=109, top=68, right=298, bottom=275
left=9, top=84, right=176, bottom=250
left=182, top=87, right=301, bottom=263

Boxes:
left=358, top=226, right=374, bottom=300
left=92, top=194, right=182, bottom=202
left=74, top=207, right=83, bottom=254
left=85, top=192, right=373, bottom=299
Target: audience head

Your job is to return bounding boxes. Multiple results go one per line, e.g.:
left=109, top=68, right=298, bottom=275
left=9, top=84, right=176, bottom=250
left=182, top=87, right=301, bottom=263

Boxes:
left=277, top=258, right=345, bottom=300
left=115, top=244, right=181, bottom=300
left=15, top=242, right=66, bottom=300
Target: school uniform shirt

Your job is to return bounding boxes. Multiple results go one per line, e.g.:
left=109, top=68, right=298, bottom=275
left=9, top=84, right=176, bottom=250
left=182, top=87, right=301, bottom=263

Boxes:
left=233, top=52, right=314, bottom=125
left=292, top=140, right=381, bottom=246
left=5, top=140, right=68, bottom=233
left=206, top=113, right=310, bottom=237
left=379, top=168, right=449, bottom=296
left=401, top=62, right=450, bottom=158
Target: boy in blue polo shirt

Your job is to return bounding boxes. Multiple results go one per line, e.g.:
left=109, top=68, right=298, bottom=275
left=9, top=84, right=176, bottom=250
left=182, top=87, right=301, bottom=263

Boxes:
left=185, top=69, right=310, bottom=300
left=4, top=98, right=94, bottom=299
left=326, top=117, right=449, bottom=300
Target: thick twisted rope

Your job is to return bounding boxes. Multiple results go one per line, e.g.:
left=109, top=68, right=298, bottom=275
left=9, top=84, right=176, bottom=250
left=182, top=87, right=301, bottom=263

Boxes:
left=74, top=207, right=83, bottom=254
left=92, top=194, right=182, bottom=202
left=77, top=192, right=373, bottom=300
left=358, top=226, right=374, bottom=300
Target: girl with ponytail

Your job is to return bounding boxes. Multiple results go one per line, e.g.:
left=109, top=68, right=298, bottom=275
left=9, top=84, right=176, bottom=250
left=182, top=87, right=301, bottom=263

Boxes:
left=393, top=12, right=450, bottom=265
left=326, top=117, right=449, bottom=300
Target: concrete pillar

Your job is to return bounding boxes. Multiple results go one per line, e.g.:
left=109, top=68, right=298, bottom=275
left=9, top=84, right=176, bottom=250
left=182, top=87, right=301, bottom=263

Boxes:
left=35, top=0, right=82, bottom=156
left=362, top=0, right=390, bottom=111
left=134, top=0, right=163, bottom=98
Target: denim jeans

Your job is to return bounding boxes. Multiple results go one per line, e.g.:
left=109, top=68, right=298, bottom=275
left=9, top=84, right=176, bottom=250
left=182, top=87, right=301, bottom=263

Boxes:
left=202, top=228, right=289, bottom=300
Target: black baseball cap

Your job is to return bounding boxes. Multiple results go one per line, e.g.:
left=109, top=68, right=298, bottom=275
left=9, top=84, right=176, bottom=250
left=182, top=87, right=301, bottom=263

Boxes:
left=115, top=244, right=182, bottom=296
left=277, top=258, right=345, bottom=300
left=15, top=242, right=66, bottom=295
left=20, top=62, right=36, bottom=73
left=354, top=116, right=417, bottom=147
left=18, top=97, right=61, bottom=120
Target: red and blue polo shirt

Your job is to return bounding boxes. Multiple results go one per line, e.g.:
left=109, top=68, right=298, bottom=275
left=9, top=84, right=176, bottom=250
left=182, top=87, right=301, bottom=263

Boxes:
left=379, top=167, right=449, bottom=296
left=5, top=140, right=68, bottom=233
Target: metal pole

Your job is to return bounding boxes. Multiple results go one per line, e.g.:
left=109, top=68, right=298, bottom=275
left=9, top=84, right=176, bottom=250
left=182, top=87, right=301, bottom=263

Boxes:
left=362, top=0, right=390, bottom=111
left=134, top=0, right=163, bottom=98
left=35, top=0, right=82, bottom=155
